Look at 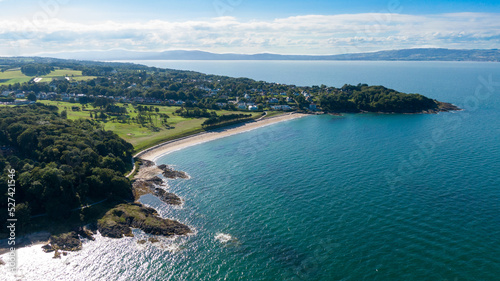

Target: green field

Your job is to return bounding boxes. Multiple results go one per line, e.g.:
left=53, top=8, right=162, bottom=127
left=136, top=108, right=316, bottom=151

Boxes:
left=0, top=68, right=96, bottom=85
left=38, top=101, right=266, bottom=152
left=0, top=69, right=32, bottom=85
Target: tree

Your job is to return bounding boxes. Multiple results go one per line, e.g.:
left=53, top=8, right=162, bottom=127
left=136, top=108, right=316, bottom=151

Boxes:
left=15, top=203, right=31, bottom=234
left=60, top=110, right=68, bottom=119
left=27, top=92, right=37, bottom=102
left=20, top=64, right=53, bottom=76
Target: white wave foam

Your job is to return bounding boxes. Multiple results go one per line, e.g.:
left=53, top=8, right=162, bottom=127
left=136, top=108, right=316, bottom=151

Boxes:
left=214, top=233, right=235, bottom=243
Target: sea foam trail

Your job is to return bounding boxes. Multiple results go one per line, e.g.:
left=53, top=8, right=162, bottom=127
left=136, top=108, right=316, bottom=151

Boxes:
left=214, top=233, right=235, bottom=243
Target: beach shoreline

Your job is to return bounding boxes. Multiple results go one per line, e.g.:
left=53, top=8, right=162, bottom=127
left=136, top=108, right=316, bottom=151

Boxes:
left=137, top=113, right=309, bottom=162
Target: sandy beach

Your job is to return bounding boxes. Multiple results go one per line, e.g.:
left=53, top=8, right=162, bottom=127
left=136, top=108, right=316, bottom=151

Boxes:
left=137, top=113, right=308, bottom=162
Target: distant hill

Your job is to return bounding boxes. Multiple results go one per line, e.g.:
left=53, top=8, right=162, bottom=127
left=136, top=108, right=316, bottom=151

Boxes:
left=39, top=48, right=500, bottom=62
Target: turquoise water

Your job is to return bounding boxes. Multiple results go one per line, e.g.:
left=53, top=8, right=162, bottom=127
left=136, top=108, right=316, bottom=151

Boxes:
left=151, top=61, right=500, bottom=281
left=3, top=61, right=499, bottom=280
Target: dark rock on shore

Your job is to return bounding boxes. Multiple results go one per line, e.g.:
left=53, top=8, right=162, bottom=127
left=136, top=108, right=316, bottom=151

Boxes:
left=42, top=244, right=54, bottom=253
left=437, top=102, right=461, bottom=112
left=41, top=229, right=92, bottom=253
left=132, top=176, right=183, bottom=205
left=158, top=164, right=189, bottom=179
left=45, top=231, right=82, bottom=252
left=148, top=237, right=160, bottom=243
left=146, top=176, right=164, bottom=184
left=97, top=203, right=191, bottom=239
left=98, top=220, right=133, bottom=238
left=86, top=222, right=98, bottom=234
left=154, top=188, right=182, bottom=205
left=75, top=226, right=95, bottom=241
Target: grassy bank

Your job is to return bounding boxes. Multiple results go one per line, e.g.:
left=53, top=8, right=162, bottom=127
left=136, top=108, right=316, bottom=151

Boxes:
left=37, top=100, right=266, bottom=153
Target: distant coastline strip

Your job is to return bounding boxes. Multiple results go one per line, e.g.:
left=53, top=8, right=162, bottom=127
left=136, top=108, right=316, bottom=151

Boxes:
left=136, top=113, right=308, bottom=162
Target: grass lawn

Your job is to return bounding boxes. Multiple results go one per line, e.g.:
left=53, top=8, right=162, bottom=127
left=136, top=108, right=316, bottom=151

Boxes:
left=263, top=110, right=287, bottom=118
left=37, top=100, right=264, bottom=153
left=0, top=68, right=96, bottom=85
left=0, top=69, right=32, bottom=85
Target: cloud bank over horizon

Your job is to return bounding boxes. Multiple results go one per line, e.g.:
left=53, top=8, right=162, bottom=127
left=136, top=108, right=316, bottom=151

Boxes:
left=1, top=12, right=499, bottom=56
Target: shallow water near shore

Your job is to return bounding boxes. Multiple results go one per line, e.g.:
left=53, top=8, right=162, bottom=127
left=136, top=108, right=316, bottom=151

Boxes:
left=2, top=61, right=500, bottom=280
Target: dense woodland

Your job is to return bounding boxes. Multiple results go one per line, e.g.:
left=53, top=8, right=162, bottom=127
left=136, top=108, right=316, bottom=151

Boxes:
left=317, top=84, right=438, bottom=113
left=0, top=104, right=134, bottom=230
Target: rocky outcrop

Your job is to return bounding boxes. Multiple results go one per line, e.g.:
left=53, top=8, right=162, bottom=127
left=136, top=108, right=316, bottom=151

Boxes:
left=43, top=231, right=82, bottom=252
left=154, top=188, right=182, bottom=205
left=42, top=244, right=54, bottom=253
left=132, top=176, right=183, bottom=205
left=141, top=159, right=156, bottom=167
left=148, top=237, right=159, bottom=243
left=97, top=203, right=191, bottom=239
left=436, top=102, right=461, bottom=112
left=76, top=226, right=95, bottom=241
left=158, top=164, right=189, bottom=179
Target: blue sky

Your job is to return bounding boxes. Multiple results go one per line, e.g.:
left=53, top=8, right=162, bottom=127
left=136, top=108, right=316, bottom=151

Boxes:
left=0, top=0, right=499, bottom=56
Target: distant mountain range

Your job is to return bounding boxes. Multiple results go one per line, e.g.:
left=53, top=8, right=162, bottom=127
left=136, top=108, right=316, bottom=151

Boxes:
left=39, top=48, right=500, bottom=62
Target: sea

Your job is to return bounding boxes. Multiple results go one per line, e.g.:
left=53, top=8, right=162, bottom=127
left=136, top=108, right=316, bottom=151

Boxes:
left=2, top=61, right=499, bottom=281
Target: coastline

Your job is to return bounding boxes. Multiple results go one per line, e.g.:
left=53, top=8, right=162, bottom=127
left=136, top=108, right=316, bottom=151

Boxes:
left=137, top=113, right=309, bottom=162
left=0, top=231, right=50, bottom=255
left=0, top=113, right=307, bottom=257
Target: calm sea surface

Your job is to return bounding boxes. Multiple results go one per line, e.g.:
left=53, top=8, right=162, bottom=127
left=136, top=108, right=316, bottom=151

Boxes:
left=3, top=61, right=500, bottom=281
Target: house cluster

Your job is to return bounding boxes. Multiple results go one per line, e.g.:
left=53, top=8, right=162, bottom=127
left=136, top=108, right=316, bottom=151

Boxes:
left=0, top=91, right=36, bottom=105
left=231, top=101, right=259, bottom=111
left=2, top=90, right=26, bottom=98
left=198, top=86, right=220, bottom=97
left=2, top=84, right=316, bottom=112
left=270, top=105, right=292, bottom=111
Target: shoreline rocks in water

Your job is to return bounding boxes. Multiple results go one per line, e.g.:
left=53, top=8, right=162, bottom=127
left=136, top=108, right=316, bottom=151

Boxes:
left=157, top=164, right=189, bottom=179
left=132, top=160, right=186, bottom=205
left=132, top=177, right=182, bottom=205
left=153, top=188, right=182, bottom=205
left=42, top=231, right=82, bottom=253
left=97, top=203, right=191, bottom=239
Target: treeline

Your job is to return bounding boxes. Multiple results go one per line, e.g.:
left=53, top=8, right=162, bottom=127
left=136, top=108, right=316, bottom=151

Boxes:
left=0, top=104, right=134, bottom=229
left=318, top=84, right=438, bottom=113
left=175, top=107, right=216, bottom=118
left=202, top=113, right=253, bottom=128
left=21, top=64, right=54, bottom=76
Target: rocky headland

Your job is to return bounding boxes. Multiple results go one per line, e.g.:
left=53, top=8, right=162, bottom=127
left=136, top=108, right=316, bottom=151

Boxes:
left=97, top=203, right=191, bottom=238
left=34, top=159, right=191, bottom=256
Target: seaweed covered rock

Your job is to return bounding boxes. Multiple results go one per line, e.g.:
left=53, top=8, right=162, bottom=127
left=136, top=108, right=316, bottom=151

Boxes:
left=97, top=203, right=191, bottom=238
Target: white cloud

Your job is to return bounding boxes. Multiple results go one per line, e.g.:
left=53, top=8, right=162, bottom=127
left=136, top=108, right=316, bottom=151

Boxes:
left=1, top=12, right=499, bottom=56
